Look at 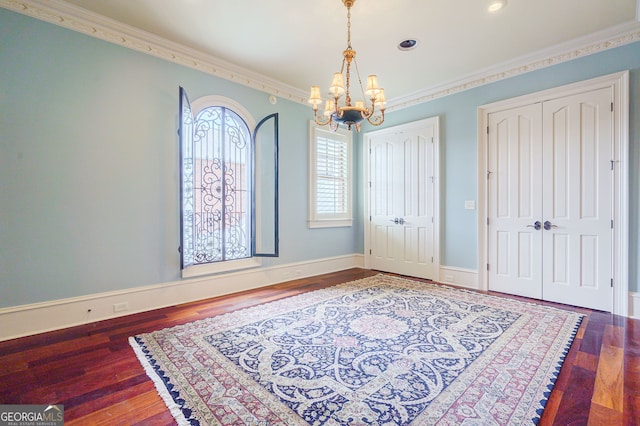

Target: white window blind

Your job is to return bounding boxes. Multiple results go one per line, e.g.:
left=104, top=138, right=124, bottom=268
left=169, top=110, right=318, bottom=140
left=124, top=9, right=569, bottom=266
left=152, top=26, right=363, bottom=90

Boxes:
left=316, top=136, right=348, bottom=214
left=309, top=121, right=352, bottom=228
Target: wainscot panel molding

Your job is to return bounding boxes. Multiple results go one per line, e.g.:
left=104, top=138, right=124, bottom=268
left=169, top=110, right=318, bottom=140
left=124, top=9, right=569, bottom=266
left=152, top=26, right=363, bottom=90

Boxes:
left=0, top=254, right=365, bottom=342
left=1, top=0, right=639, bottom=111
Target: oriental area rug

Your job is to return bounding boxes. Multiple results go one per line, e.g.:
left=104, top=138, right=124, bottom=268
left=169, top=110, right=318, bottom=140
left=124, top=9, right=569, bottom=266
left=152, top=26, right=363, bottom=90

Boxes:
left=129, top=274, right=582, bottom=425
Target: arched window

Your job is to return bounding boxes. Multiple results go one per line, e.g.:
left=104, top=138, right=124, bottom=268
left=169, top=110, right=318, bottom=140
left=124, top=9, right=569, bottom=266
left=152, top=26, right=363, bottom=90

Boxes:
left=179, top=88, right=278, bottom=277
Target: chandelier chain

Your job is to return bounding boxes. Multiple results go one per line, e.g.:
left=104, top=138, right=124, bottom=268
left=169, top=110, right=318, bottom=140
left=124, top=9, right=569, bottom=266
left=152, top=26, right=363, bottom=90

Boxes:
left=346, top=5, right=352, bottom=49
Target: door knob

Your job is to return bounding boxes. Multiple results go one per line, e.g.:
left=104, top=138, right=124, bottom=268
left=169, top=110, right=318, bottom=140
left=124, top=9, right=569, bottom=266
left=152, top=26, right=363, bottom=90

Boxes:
left=543, top=221, right=558, bottom=230
left=526, top=221, right=542, bottom=230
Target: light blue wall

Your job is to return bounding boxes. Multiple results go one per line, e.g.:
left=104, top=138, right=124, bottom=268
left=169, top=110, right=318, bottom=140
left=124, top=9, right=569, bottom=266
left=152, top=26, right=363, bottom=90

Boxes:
left=2, top=8, right=639, bottom=309
left=357, top=41, right=640, bottom=292
left=0, top=9, right=359, bottom=308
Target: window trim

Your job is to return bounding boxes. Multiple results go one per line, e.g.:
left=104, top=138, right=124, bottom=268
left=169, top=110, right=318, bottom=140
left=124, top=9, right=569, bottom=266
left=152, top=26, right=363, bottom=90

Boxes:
left=182, top=257, right=262, bottom=278
left=308, top=121, right=353, bottom=228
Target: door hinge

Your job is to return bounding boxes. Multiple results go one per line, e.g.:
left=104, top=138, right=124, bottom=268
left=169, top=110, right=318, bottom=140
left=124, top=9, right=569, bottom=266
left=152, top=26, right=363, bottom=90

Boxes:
left=487, top=170, right=492, bottom=180
left=369, top=215, right=372, bottom=221
left=611, top=160, right=620, bottom=171
left=611, top=278, right=614, bottom=287
left=611, top=219, right=614, bottom=229
left=431, top=137, right=434, bottom=143
left=369, top=181, right=372, bottom=187
left=486, top=126, right=489, bottom=135
left=369, top=249, right=372, bottom=255
left=431, top=256, right=434, bottom=263
left=487, top=263, right=490, bottom=271
left=611, top=102, right=614, bottom=112
left=487, top=218, right=490, bottom=226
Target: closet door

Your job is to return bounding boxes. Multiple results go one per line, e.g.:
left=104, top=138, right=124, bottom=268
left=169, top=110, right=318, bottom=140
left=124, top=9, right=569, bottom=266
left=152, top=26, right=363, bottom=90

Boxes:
left=487, top=87, right=613, bottom=311
left=541, top=87, right=613, bottom=311
left=487, top=103, right=543, bottom=299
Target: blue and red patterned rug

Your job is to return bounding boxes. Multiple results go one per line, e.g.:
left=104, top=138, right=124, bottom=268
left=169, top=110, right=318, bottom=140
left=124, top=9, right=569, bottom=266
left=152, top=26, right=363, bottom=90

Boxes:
left=130, top=274, right=582, bottom=425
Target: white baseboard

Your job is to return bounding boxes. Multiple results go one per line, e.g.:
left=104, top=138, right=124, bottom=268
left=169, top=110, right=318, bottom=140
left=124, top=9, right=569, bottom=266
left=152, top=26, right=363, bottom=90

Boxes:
left=630, top=292, right=640, bottom=319
left=0, top=254, right=365, bottom=342
left=437, top=267, right=639, bottom=319
left=438, top=266, right=478, bottom=289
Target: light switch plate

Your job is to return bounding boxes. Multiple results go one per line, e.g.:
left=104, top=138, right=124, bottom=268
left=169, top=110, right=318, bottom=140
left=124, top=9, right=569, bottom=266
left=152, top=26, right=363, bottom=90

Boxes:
left=464, top=200, right=476, bottom=210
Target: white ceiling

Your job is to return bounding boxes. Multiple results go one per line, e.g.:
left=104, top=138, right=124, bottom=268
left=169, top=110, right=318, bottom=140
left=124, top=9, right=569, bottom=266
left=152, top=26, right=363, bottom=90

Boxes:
left=22, top=0, right=640, bottom=106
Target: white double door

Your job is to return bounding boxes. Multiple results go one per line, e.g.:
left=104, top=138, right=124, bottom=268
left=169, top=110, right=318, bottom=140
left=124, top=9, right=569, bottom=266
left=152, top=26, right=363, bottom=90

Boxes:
left=487, top=87, right=613, bottom=311
left=367, top=118, right=437, bottom=279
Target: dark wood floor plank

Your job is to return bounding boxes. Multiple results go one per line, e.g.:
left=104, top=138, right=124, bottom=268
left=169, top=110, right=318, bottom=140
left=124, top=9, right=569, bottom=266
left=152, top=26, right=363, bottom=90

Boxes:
left=588, top=402, right=623, bottom=426
left=0, top=268, right=637, bottom=425
left=592, top=342, right=624, bottom=412
left=551, top=366, right=596, bottom=425
left=624, top=354, right=640, bottom=425
left=63, top=379, right=157, bottom=420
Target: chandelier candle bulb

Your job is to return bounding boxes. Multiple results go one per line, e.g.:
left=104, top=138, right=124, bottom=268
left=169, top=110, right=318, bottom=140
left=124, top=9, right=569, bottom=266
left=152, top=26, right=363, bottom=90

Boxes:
left=365, top=75, right=380, bottom=96
left=329, top=73, right=345, bottom=97
left=324, top=99, right=335, bottom=116
left=376, top=88, right=386, bottom=107
left=308, top=86, right=322, bottom=106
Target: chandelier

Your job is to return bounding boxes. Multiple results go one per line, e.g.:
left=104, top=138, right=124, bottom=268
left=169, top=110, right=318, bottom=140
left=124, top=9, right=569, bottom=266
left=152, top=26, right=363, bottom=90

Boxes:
left=308, top=0, right=385, bottom=132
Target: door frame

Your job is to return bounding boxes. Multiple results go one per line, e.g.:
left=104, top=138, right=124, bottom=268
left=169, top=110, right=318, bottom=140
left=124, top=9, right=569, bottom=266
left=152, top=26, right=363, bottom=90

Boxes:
left=477, top=71, right=629, bottom=316
left=363, top=116, right=441, bottom=280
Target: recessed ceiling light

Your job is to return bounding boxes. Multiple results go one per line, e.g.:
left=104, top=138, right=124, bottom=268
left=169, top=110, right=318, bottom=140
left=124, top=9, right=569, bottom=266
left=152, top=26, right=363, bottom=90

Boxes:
left=398, top=39, right=419, bottom=51
left=488, top=0, right=507, bottom=12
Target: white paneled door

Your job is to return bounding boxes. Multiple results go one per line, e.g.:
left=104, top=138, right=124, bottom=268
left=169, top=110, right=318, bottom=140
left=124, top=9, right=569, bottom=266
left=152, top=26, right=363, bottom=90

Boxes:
left=488, top=87, right=613, bottom=311
left=368, top=120, right=437, bottom=279
left=487, top=103, right=544, bottom=300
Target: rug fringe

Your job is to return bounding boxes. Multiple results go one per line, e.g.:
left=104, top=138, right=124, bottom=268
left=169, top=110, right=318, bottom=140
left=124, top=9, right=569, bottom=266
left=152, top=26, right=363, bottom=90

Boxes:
left=530, top=314, right=584, bottom=425
left=128, top=336, right=194, bottom=426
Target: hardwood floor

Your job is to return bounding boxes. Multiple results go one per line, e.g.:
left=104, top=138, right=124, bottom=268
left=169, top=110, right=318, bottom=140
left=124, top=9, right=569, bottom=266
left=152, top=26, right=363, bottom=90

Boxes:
left=0, top=268, right=638, bottom=425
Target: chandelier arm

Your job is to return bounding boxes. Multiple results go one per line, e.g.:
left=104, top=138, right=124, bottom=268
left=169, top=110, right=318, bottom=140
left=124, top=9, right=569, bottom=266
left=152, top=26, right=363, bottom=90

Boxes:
left=367, top=110, right=385, bottom=127
left=313, top=110, right=332, bottom=126
left=360, top=107, right=373, bottom=120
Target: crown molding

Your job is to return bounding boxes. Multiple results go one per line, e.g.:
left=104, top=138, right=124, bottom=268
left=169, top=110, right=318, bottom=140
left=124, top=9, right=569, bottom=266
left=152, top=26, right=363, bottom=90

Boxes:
left=2, top=0, right=639, bottom=111
left=0, top=0, right=310, bottom=104
left=387, top=20, right=640, bottom=111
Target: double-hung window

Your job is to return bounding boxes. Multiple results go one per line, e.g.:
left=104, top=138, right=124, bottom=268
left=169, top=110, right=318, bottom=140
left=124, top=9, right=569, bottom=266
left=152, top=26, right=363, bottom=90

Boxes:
left=179, top=88, right=278, bottom=277
left=308, top=121, right=353, bottom=228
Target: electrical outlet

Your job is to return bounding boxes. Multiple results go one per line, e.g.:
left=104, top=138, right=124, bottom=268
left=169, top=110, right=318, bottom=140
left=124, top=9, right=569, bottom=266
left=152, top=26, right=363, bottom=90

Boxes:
left=113, top=302, right=129, bottom=313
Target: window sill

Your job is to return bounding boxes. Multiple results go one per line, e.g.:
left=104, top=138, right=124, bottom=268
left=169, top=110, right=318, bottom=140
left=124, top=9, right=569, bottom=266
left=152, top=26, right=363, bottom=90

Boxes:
left=182, top=257, right=263, bottom=279
left=308, top=219, right=353, bottom=229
